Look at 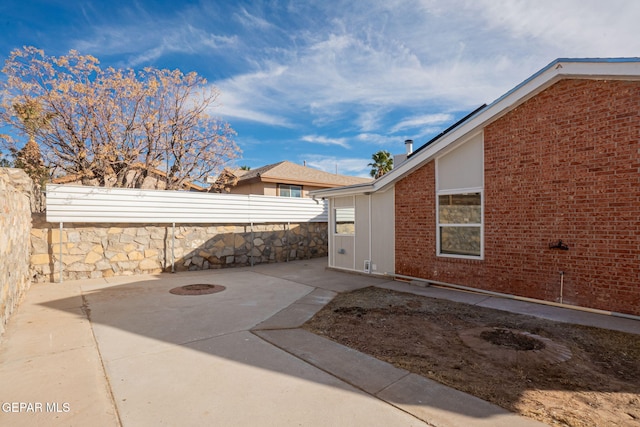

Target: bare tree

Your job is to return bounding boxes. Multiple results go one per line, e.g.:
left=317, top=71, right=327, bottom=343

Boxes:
left=0, top=47, right=239, bottom=189
left=207, top=167, right=238, bottom=193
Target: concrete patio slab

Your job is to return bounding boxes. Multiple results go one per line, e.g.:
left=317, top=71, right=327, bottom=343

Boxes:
left=85, top=271, right=314, bottom=361
left=256, top=328, right=547, bottom=427
left=377, top=373, right=546, bottom=427
left=376, top=277, right=640, bottom=335
left=0, top=282, right=118, bottom=427
left=0, top=346, right=118, bottom=427
left=255, top=328, right=410, bottom=395
left=476, top=296, right=640, bottom=335
left=104, top=329, right=424, bottom=427
left=378, top=280, right=493, bottom=305
left=252, top=260, right=394, bottom=292
left=2, top=257, right=637, bottom=427
left=0, top=306, right=89, bottom=363
left=254, top=288, right=336, bottom=330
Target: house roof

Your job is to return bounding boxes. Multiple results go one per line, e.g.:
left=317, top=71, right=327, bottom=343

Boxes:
left=311, top=57, right=640, bottom=198
left=234, top=161, right=372, bottom=188
left=51, top=165, right=206, bottom=191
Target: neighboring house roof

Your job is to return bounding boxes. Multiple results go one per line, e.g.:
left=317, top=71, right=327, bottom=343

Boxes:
left=234, top=161, right=372, bottom=188
left=311, top=57, right=640, bottom=198
left=51, top=165, right=206, bottom=191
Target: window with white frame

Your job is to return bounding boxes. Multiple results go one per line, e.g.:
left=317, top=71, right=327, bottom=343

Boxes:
left=437, top=191, right=482, bottom=257
left=435, top=132, right=483, bottom=258
left=278, top=184, right=302, bottom=197
left=334, top=207, right=355, bottom=234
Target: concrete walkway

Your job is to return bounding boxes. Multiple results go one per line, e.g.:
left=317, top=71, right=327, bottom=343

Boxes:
left=1, top=258, right=637, bottom=426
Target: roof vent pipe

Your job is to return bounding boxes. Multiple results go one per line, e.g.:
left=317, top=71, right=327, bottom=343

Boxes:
left=405, top=139, right=414, bottom=155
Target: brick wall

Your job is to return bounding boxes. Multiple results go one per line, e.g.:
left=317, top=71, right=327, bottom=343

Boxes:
left=395, top=79, right=640, bottom=316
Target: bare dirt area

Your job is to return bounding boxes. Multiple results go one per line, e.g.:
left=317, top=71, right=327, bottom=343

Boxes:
left=302, top=286, right=640, bottom=427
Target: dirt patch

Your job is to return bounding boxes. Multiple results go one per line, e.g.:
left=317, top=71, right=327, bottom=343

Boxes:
left=480, top=328, right=546, bottom=350
left=302, top=286, right=640, bottom=427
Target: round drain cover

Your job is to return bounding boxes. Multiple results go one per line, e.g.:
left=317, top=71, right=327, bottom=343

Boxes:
left=169, top=284, right=226, bottom=296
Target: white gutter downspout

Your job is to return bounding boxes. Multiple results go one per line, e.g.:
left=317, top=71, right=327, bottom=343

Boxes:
left=368, top=193, right=372, bottom=273
left=385, top=272, right=640, bottom=322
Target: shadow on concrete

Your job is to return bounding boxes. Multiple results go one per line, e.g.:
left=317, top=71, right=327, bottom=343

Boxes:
left=34, top=258, right=582, bottom=426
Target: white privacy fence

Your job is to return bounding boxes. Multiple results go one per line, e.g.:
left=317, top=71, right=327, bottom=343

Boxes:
left=46, top=184, right=328, bottom=223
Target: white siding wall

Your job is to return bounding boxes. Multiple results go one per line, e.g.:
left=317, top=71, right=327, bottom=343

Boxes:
left=329, top=196, right=355, bottom=270
left=370, top=189, right=394, bottom=274
left=437, top=132, right=483, bottom=191
left=327, top=191, right=395, bottom=275
left=46, top=185, right=328, bottom=223
left=355, top=195, right=370, bottom=272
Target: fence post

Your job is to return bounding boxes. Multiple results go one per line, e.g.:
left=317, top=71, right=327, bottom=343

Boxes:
left=171, top=222, right=175, bottom=273
left=59, top=222, right=63, bottom=283
left=286, top=222, right=290, bottom=262
left=250, top=222, right=254, bottom=267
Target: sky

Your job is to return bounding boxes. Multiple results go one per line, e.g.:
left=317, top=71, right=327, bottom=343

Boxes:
left=1, top=0, right=640, bottom=177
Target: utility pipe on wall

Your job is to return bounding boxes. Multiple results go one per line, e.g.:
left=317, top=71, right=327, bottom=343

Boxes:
left=559, top=271, right=565, bottom=304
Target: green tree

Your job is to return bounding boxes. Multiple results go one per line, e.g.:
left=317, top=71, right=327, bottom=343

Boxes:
left=368, top=150, right=393, bottom=178
left=0, top=47, right=239, bottom=189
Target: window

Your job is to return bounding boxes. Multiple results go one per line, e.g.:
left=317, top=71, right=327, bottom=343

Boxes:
left=278, top=184, right=302, bottom=197
left=334, top=207, right=355, bottom=234
left=436, top=132, right=483, bottom=259
left=437, top=192, right=482, bottom=257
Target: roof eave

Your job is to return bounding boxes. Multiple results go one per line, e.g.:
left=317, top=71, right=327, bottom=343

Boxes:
left=309, top=182, right=376, bottom=198
left=256, top=176, right=370, bottom=187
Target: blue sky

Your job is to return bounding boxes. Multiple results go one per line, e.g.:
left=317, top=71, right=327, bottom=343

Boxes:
left=1, top=1, right=639, bottom=177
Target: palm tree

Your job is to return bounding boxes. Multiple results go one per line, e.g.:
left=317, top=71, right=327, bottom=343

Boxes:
left=368, top=150, right=393, bottom=178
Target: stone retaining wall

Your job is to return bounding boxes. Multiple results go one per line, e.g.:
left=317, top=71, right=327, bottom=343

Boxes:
left=0, top=168, right=32, bottom=335
left=31, top=215, right=327, bottom=282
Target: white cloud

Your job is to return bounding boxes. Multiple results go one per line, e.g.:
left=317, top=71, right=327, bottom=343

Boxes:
left=301, top=135, right=350, bottom=149
left=354, top=133, right=400, bottom=147
left=234, top=7, right=275, bottom=31
left=303, top=154, right=372, bottom=178
left=71, top=1, right=640, bottom=137
left=74, top=17, right=237, bottom=67
left=212, top=0, right=640, bottom=131
left=391, top=113, right=454, bottom=133
left=466, top=0, right=640, bottom=56
left=211, top=5, right=517, bottom=128
left=215, top=105, right=292, bottom=128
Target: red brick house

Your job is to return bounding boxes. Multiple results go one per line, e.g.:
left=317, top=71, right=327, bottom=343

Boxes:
left=312, top=58, right=640, bottom=317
